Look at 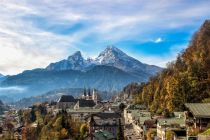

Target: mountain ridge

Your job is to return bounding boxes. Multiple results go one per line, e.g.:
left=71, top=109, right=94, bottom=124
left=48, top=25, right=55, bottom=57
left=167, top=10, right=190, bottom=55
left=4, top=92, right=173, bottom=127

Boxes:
left=0, top=46, right=162, bottom=100
left=46, top=46, right=162, bottom=76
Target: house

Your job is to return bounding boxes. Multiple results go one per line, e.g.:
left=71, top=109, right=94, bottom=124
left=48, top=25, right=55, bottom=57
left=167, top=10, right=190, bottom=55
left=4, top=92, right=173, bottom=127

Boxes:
left=124, top=104, right=148, bottom=124
left=66, top=108, right=103, bottom=121
left=157, top=112, right=186, bottom=140
left=124, top=105, right=151, bottom=134
left=185, top=103, right=210, bottom=130
left=87, top=112, right=122, bottom=138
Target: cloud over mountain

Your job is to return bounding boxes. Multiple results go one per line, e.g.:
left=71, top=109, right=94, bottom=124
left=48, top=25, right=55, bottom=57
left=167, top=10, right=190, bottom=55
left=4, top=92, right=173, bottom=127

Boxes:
left=0, top=0, right=210, bottom=75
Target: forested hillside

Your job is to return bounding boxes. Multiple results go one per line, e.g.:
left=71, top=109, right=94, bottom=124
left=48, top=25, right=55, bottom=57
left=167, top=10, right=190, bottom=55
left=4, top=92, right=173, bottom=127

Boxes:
left=134, top=20, right=210, bottom=113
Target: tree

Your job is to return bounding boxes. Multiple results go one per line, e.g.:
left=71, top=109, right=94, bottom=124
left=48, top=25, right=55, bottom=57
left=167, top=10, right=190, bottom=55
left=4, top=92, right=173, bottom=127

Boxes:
left=166, top=130, right=175, bottom=140
left=133, top=20, right=210, bottom=113
left=60, top=128, right=68, bottom=139
left=119, top=103, right=126, bottom=112
left=146, top=129, right=156, bottom=140
left=30, top=107, right=36, bottom=122
left=80, top=124, right=88, bottom=139
left=117, top=119, right=124, bottom=140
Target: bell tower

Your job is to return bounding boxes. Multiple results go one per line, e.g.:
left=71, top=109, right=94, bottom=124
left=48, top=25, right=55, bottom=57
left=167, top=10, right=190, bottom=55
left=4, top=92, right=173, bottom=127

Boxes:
left=92, top=89, right=98, bottom=103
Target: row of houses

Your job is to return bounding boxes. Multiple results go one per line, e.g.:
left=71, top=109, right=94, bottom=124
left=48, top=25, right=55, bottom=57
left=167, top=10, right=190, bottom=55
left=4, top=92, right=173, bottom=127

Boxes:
left=124, top=103, right=210, bottom=140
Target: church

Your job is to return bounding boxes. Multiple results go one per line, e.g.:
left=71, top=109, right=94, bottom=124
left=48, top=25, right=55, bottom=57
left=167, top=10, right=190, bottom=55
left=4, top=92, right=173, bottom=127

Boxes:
left=56, top=88, right=99, bottom=110
left=81, top=88, right=98, bottom=102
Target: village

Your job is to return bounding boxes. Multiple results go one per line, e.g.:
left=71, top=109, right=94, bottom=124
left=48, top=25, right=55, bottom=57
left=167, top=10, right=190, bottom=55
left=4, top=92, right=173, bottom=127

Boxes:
left=0, top=89, right=210, bottom=140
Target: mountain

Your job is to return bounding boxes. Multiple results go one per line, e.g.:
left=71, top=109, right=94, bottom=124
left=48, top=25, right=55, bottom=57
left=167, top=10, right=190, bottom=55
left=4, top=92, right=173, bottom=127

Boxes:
left=0, top=73, right=6, bottom=83
left=0, top=46, right=162, bottom=100
left=46, top=51, right=93, bottom=71
left=1, top=65, right=139, bottom=98
left=13, top=88, right=110, bottom=108
left=133, top=20, right=210, bottom=113
left=13, top=88, right=84, bottom=108
left=46, top=46, right=161, bottom=77
left=94, top=46, right=161, bottom=77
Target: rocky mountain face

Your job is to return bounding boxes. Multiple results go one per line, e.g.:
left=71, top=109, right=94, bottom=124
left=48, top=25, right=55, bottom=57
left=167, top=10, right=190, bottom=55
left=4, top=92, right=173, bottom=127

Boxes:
left=0, top=46, right=162, bottom=100
left=94, top=46, right=161, bottom=77
left=0, top=74, right=5, bottom=83
left=46, top=46, right=161, bottom=77
left=46, top=51, right=93, bottom=71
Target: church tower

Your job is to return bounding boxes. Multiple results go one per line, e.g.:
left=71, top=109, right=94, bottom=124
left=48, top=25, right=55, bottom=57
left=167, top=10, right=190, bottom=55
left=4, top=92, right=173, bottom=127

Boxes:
left=92, top=89, right=98, bottom=103
left=82, top=88, right=87, bottom=99
left=87, top=88, right=92, bottom=100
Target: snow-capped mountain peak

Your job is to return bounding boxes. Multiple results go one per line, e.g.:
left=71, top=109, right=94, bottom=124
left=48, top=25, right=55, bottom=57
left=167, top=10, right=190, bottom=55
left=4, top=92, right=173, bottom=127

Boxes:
left=95, top=45, right=128, bottom=64
left=46, top=46, right=162, bottom=76
left=46, top=51, right=89, bottom=71
left=67, top=51, right=83, bottom=62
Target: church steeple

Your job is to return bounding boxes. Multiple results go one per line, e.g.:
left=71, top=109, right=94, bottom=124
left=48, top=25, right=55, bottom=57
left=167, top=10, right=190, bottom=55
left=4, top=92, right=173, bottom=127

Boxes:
left=83, top=88, right=86, bottom=97
left=88, top=88, right=91, bottom=96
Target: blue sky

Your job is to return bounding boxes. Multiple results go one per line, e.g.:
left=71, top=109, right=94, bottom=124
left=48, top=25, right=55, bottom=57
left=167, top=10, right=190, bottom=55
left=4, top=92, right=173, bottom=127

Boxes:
left=0, top=0, right=210, bottom=75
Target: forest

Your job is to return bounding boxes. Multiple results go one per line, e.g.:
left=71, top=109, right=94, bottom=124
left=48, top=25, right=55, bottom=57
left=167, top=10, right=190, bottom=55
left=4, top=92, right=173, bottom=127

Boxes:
left=130, top=20, right=210, bottom=114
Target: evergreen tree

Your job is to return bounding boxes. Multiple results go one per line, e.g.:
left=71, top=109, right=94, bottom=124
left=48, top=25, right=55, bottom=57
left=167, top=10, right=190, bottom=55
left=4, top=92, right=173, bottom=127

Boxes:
left=117, top=119, right=124, bottom=140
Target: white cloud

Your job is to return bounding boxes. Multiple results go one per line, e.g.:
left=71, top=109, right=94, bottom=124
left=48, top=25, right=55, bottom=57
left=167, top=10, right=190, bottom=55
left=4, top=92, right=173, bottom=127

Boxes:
left=0, top=0, right=210, bottom=75
left=154, top=37, right=163, bottom=43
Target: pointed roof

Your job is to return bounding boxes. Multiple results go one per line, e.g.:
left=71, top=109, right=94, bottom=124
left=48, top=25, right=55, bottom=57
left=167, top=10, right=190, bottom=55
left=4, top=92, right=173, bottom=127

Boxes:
left=83, top=88, right=87, bottom=96
left=88, top=88, right=91, bottom=96
left=58, top=95, right=76, bottom=102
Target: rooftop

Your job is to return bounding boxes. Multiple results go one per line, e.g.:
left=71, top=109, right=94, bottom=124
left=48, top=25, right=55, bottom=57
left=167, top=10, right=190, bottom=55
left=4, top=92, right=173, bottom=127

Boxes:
left=185, top=103, right=210, bottom=118
left=78, top=99, right=96, bottom=107
left=94, top=112, right=121, bottom=119
left=157, top=112, right=185, bottom=127
left=57, top=95, right=76, bottom=102
left=66, top=108, right=102, bottom=113
left=93, top=130, right=115, bottom=140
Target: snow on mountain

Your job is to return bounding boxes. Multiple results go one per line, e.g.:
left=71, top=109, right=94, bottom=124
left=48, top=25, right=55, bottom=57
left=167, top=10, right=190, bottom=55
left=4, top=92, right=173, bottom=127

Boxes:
left=94, top=46, right=128, bottom=64
left=46, top=51, right=93, bottom=71
left=94, top=46, right=161, bottom=76
left=45, top=46, right=162, bottom=76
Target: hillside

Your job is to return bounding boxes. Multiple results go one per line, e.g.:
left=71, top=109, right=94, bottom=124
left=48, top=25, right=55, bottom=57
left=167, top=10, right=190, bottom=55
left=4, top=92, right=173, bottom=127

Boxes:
left=134, top=20, right=210, bottom=113
left=0, top=65, right=140, bottom=99
left=0, top=47, right=161, bottom=99
left=0, top=100, right=9, bottom=115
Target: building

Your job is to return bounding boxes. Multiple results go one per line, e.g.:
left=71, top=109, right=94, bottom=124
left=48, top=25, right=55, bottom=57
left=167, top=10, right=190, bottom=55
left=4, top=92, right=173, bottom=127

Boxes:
left=81, top=88, right=99, bottom=103
left=87, top=112, right=122, bottom=138
left=74, top=99, right=96, bottom=110
left=124, top=104, right=152, bottom=137
left=185, top=103, right=210, bottom=130
left=157, top=112, right=186, bottom=140
left=57, top=89, right=100, bottom=110
left=57, top=95, right=76, bottom=109
left=56, top=93, right=105, bottom=121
